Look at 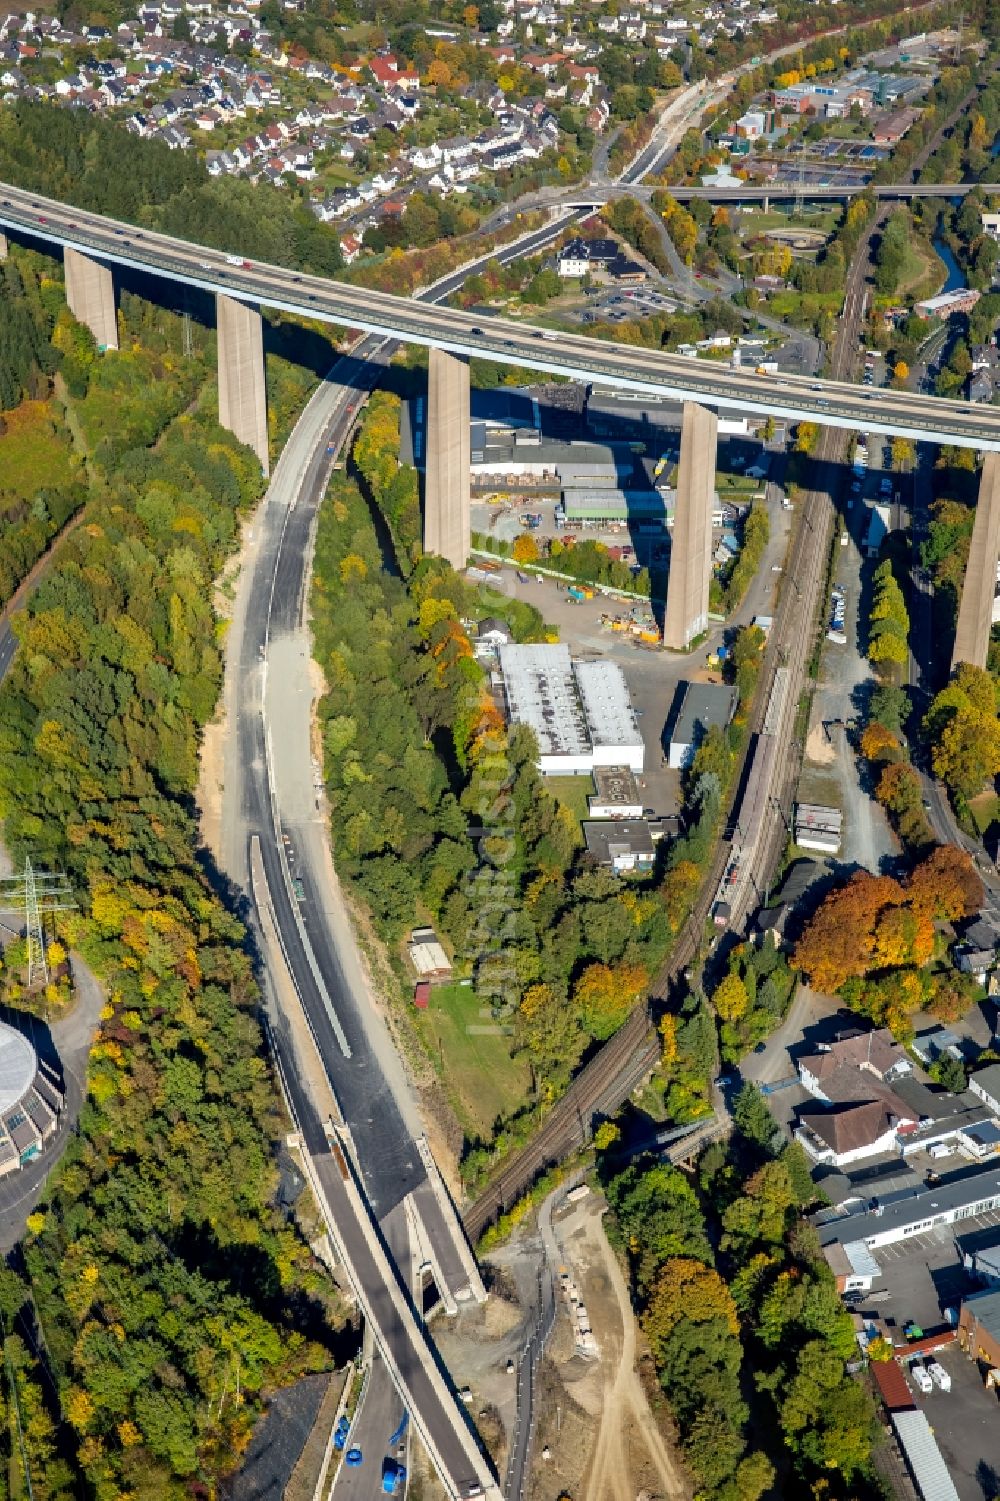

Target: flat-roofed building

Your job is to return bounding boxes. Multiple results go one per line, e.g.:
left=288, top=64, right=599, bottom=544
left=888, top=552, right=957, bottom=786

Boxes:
left=588, top=766, right=644, bottom=820
left=583, top=819, right=655, bottom=873
left=817, top=1162, right=1000, bottom=1252
left=667, top=682, right=738, bottom=770
left=574, top=660, right=644, bottom=771
left=500, top=643, right=590, bottom=774
left=560, top=489, right=673, bottom=527
left=795, top=802, right=843, bottom=855
left=498, top=644, right=644, bottom=774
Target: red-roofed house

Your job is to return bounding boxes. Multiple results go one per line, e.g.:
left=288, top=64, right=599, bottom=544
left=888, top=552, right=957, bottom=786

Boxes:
left=369, top=54, right=420, bottom=90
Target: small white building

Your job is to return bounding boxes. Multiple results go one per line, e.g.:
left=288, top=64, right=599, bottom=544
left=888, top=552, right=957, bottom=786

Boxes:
left=588, top=765, right=644, bottom=820
left=970, top=1064, right=1000, bottom=1116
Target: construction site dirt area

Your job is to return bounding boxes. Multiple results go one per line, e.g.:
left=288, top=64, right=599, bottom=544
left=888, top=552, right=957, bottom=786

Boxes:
left=529, top=1196, right=690, bottom=1501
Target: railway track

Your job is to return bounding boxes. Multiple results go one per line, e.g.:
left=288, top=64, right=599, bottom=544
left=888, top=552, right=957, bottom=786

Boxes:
left=462, top=87, right=979, bottom=1242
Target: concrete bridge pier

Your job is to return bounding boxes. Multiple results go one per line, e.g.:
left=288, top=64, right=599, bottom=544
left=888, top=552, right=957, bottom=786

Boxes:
left=64, top=246, right=118, bottom=352
left=423, top=346, right=471, bottom=569
left=216, top=292, right=269, bottom=476
left=951, top=453, right=1000, bottom=671
left=663, top=400, right=718, bottom=651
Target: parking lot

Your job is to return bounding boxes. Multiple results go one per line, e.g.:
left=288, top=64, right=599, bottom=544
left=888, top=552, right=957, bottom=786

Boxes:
left=888, top=1341, right=1000, bottom=1501
left=872, top=1219, right=990, bottom=1331
left=864, top=1216, right=1000, bottom=1498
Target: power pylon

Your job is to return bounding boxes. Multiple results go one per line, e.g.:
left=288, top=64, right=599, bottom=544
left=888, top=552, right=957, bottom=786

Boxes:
left=0, top=860, right=76, bottom=987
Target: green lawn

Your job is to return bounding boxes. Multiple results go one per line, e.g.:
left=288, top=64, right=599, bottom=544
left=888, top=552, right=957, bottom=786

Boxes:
left=767, top=289, right=842, bottom=324
left=413, top=982, right=532, bottom=1140
left=716, top=471, right=759, bottom=494
left=969, top=791, right=1000, bottom=837
left=546, top=773, right=595, bottom=826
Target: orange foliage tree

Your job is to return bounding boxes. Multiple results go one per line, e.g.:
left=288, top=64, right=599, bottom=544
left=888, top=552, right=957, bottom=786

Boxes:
left=643, top=1257, right=740, bottom=1365
left=794, top=846, right=983, bottom=998
left=572, top=961, right=648, bottom=1040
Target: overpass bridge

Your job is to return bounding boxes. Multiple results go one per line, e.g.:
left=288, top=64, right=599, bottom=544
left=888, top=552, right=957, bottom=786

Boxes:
left=3, top=178, right=1000, bottom=661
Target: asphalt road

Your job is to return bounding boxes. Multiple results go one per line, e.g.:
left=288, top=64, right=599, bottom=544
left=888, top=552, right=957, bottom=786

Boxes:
left=3, top=183, right=1000, bottom=450
left=218, top=210, right=590, bottom=1497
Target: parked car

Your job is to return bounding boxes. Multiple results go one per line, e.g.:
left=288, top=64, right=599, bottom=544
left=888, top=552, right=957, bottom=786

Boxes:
left=382, top=1459, right=407, bottom=1494
left=333, top=1418, right=351, bottom=1452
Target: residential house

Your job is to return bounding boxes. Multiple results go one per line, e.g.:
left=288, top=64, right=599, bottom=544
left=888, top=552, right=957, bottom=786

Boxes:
left=582, top=819, right=655, bottom=873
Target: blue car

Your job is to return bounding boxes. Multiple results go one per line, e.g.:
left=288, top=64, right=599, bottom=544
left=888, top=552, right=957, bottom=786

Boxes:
left=381, top=1458, right=406, bottom=1494
left=333, top=1417, right=351, bottom=1452
left=345, top=1447, right=363, bottom=1467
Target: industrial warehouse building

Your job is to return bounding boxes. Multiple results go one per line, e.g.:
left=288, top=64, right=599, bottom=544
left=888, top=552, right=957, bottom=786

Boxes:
left=0, top=1022, right=62, bottom=1176
left=498, top=643, right=644, bottom=774
left=817, top=1162, right=1000, bottom=1255
left=667, top=683, right=739, bottom=770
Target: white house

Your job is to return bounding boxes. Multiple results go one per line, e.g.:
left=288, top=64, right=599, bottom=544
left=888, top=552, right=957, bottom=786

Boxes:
left=971, top=1064, right=1000, bottom=1116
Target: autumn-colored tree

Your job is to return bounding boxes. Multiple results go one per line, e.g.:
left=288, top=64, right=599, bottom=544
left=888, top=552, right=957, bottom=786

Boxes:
left=794, top=420, right=818, bottom=454
left=893, top=360, right=909, bottom=385
left=713, top=972, right=749, bottom=1022
left=890, top=436, right=915, bottom=470
left=928, top=702, right=1000, bottom=798
left=662, top=858, right=701, bottom=931
left=572, top=962, right=647, bottom=1040
left=643, top=1258, right=740, bottom=1364
left=512, top=532, right=540, bottom=564
left=908, top=843, right=983, bottom=921
left=793, top=871, right=905, bottom=992
left=859, top=721, right=899, bottom=763
left=593, top=1120, right=621, bottom=1151
left=425, top=56, right=453, bottom=87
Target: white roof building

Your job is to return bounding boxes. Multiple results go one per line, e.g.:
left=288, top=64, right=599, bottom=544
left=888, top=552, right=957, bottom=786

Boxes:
left=498, top=644, right=644, bottom=774
left=0, top=1022, right=62, bottom=1175
left=573, top=660, right=644, bottom=770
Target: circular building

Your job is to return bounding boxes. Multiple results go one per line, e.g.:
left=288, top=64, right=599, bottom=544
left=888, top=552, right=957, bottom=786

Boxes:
left=0, top=1023, right=63, bottom=1174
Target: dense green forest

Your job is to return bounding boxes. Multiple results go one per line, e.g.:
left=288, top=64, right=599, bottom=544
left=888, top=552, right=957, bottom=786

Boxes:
left=601, top=1086, right=879, bottom=1500
left=0, top=269, right=343, bottom=1499
left=0, top=253, right=88, bottom=611
left=0, top=102, right=342, bottom=275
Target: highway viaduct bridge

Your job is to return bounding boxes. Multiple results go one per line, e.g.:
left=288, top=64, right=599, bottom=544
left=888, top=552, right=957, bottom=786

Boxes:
left=2, top=183, right=999, bottom=657
left=4, top=180, right=998, bottom=669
